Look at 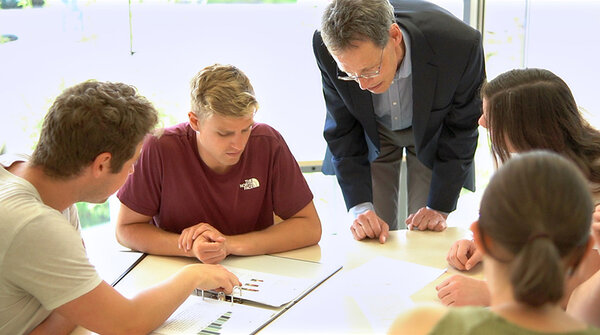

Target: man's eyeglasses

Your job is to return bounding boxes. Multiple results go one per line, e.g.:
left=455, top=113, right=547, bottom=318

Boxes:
left=337, top=48, right=384, bottom=81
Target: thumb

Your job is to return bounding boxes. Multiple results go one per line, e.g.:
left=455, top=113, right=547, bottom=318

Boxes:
left=465, top=256, right=479, bottom=270
left=379, top=220, right=389, bottom=244
left=211, top=234, right=226, bottom=243
left=203, top=231, right=225, bottom=243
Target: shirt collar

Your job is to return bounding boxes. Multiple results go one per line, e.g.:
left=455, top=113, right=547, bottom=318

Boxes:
left=395, top=26, right=412, bottom=80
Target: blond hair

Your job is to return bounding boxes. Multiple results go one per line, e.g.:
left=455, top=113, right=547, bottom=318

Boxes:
left=190, top=64, right=259, bottom=121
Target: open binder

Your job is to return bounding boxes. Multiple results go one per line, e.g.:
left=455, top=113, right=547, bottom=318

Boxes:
left=151, top=254, right=342, bottom=335
left=150, top=295, right=277, bottom=335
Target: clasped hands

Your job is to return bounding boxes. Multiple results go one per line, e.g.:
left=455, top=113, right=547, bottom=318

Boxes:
left=178, top=223, right=229, bottom=264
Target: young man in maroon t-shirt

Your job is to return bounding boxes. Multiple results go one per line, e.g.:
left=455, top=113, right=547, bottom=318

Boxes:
left=116, top=64, right=322, bottom=264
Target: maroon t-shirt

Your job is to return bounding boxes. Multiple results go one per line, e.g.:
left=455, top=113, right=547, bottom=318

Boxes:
left=117, top=122, right=313, bottom=235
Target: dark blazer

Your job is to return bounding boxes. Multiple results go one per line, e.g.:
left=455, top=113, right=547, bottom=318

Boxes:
left=313, top=0, right=485, bottom=213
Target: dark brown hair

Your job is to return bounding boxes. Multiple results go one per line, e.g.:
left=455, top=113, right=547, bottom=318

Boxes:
left=31, top=80, right=158, bottom=178
left=478, top=151, right=592, bottom=306
left=481, top=68, right=600, bottom=193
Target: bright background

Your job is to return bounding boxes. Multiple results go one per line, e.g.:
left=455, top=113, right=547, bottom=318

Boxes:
left=1, top=0, right=599, bottom=249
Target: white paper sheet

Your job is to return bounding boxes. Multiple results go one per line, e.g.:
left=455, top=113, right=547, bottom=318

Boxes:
left=220, top=266, right=314, bottom=307
left=343, top=256, right=446, bottom=334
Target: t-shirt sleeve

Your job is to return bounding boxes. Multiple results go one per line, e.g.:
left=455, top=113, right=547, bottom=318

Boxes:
left=117, top=135, right=163, bottom=216
left=4, top=212, right=102, bottom=310
left=63, top=204, right=81, bottom=232
left=270, top=131, right=314, bottom=220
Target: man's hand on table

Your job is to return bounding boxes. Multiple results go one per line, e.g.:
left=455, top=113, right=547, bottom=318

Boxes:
left=406, top=207, right=447, bottom=231
left=350, top=210, right=390, bottom=244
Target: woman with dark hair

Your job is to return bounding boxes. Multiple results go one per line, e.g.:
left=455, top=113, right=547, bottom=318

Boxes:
left=438, top=69, right=600, bottom=312
left=481, top=68, right=600, bottom=191
left=568, top=204, right=600, bottom=326
left=389, top=151, right=599, bottom=334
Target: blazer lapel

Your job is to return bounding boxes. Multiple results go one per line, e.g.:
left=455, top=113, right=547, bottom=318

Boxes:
left=348, top=82, right=380, bottom=153
left=402, top=21, right=437, bottom=150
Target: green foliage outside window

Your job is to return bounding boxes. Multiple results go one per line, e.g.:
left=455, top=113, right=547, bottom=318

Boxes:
left=76, top=201, right=110, bottom=229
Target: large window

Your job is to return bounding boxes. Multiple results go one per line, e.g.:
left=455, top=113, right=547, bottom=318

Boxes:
left=476, top=0, right=600, bottom=183
left=0, top=0, right=463, bottom=233
left=2, top=0, right=597, bottom=255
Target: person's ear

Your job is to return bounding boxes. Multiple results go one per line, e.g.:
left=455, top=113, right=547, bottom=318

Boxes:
left=568, top=237, right=596, bottom=275
left=471, top=220, right=490, bottom=255
left=389, top=23, right=403, bottom=45
left=471, top=221, right=481, bottom=246
left=584, top=237, right=595, bottom=256
left=91, top=152, right=112, bottom=177
left=188, top=112, right=200, bottom=131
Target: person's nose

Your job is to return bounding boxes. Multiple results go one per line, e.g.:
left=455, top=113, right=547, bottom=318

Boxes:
left=231, top=133, right=244, bottom=150
left=478, top=114, right=488, bottom=128
left=356, top=77, right=370, bottom=91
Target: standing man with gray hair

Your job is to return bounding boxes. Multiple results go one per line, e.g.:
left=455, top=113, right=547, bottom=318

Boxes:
left=313, top=0, right=485, bottom=242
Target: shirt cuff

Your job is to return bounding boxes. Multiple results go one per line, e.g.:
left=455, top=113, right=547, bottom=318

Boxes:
left=427, top=206, right=449, bottom=216
left=349, top=202, right=375, bottom=218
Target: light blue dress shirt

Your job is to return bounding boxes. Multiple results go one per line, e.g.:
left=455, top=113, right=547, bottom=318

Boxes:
left=350, top=28, right=414, bottom=218
left=372, top=27, right=413, bottom=131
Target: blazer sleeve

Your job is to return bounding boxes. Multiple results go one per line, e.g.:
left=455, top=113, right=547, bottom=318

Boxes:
left=312, top=30, right=374, bottom=210
left=428, top=32, right=485, bottom=213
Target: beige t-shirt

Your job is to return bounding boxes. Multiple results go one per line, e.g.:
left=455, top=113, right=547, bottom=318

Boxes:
left=0, top=154, right=102, bottom=334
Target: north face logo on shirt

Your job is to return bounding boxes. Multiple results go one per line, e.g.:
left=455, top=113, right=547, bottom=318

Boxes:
left=240, top=178, right=260, bottom=190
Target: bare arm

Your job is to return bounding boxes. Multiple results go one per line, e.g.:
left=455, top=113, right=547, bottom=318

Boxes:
left=226, top=201, right=322, bottom=255
left=54, top=263, right=239, bottom=335
left=29, top=311, right=76, bottom=335
left=567, top=265, right=600, bottom=327
left=564, top=205, right=600, bottom=315
left=115, top=202, right=193, bottom=257
left=181, top=201, right=322, bottom=264
left=562, top=248, right=600, bottom=308
left=119, top=200, right=321, bottom=263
